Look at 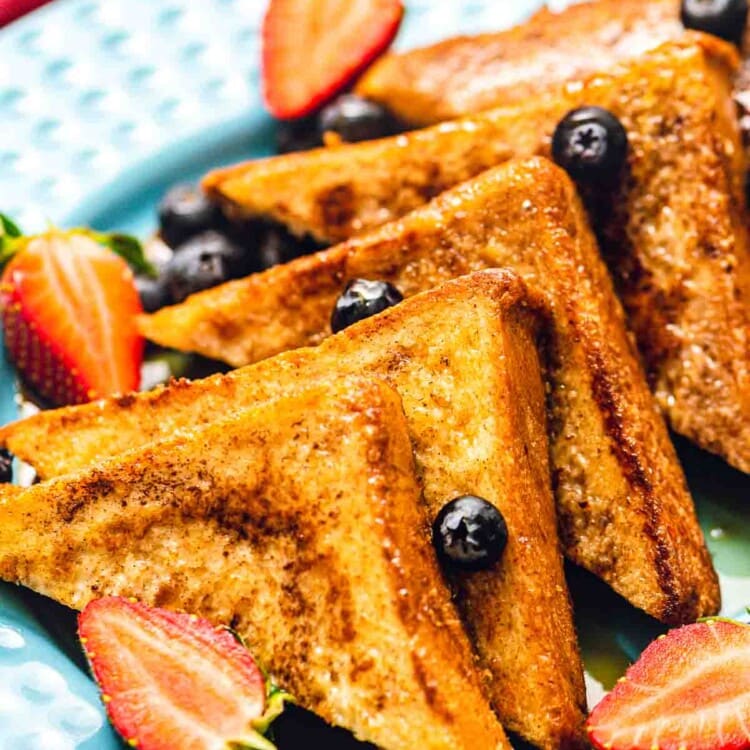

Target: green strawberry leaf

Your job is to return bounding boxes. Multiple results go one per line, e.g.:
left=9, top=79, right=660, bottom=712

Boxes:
left=227, top=732, right=279, bottom=750
left=225, top=686, right=292, bottom=750
left=0, top=221, right=156, bottom=277
left=90, top=231, right=156, bottom=277
left=253, top=685, right=294, bottom=734
left=218, top=628, right=292, bottom=746
left=0, top=214, right=22, bottom=239
left=0, top=214, right=24, bottom=269
left=0, top=239, right=19, bottom=268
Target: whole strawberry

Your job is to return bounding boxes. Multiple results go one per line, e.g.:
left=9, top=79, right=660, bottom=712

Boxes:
left=0, top=219, right=147, bottom=406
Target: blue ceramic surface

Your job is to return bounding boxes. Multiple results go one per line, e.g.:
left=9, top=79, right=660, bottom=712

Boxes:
left=1, top=1, right=749, bottom=747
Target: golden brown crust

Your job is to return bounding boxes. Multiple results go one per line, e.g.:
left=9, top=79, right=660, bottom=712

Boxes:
left=358, top=0, right=750, bottom=138
left=0, top=378, right=510, bottom=750
left=1, top=270, right=587, bottom=750
left=147, top=158, right=722, bottom=625
left=357, top=0, right=686, bottom=125
left=2, top=212, right=721, bottom=617
left=201, top=39, right=750, bottom=473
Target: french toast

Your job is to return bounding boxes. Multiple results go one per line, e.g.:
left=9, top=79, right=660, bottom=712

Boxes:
left=142, top=159, right=721, bottom=623
left=355, top=0, right=688, bottom=126
left=0, top=270, right=587, bottom=750
left=0, top=378, right=510, bottom=750
left=2, top=263, right=720, bottom=625
left=358, top=0, right=750, bottom=139
left=201, top=38, right=750, bottom=472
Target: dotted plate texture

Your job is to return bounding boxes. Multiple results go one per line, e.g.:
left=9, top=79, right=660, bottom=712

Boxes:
left=1, top=1, right=750, bottom=749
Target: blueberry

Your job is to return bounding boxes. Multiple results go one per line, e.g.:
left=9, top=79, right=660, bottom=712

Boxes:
left=330, top=279, right=403, bottom=333
left=255, top=224, right=321, bottom=270
left=319, top=95, right=399, bottom=143
left=135, top=274, right=173, bottom=313
left=165, top=231, right=250, bottom=303
left=222, top=221, right=317, bottom=271
left=256, top=227, right=297, bottom=269
left=681, top=0, right=748, bottom=46
left=551, top=106, right=628, bottom=183
left=0, top=449, right=12, bottom=484
left=158, top=184, right=223, bottom=248
left=432, top=495, right=508, bottom=572
left=276, top=115, right=323, bottom=154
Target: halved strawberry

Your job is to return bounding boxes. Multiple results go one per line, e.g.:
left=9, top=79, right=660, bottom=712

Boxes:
left=79, top=597, right=284, bottom=750
left=587, top=619, right=750, bottom=750
left=262, top=0, right=404, bottom=119
left=0, top=230, right=144, bottom=406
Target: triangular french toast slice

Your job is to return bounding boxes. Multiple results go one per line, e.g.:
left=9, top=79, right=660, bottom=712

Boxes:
left=139, top=158, right=721, bottom=624
left=357, top=0, right=750, bottom=142
left=1, top=270, right=587, bottom=750
left=202, top=36, right=750, bottom=473
left=0, top=377, right=510, bottom=750
left=355, top=0, right=687, bottom=126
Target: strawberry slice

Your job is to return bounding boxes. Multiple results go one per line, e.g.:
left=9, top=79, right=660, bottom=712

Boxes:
left=79, top=597, right=283, bottom=750
left=0, top=230, right=143, bottom=406
left=262, top=0, right=404, bottom=119
left=587, top=619, right=750, bottom=750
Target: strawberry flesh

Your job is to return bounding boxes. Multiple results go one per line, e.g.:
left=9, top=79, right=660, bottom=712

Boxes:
left=0, top=232, right=143, bottom=406
left=79, top=597, right=268, bottom=750
left=262, top=0, right=404, bottom=119
left=587, top=620, right=750, bottom=750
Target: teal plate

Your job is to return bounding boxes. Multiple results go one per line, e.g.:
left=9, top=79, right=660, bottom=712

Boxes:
left=1, top=1, right=750, bottom=748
